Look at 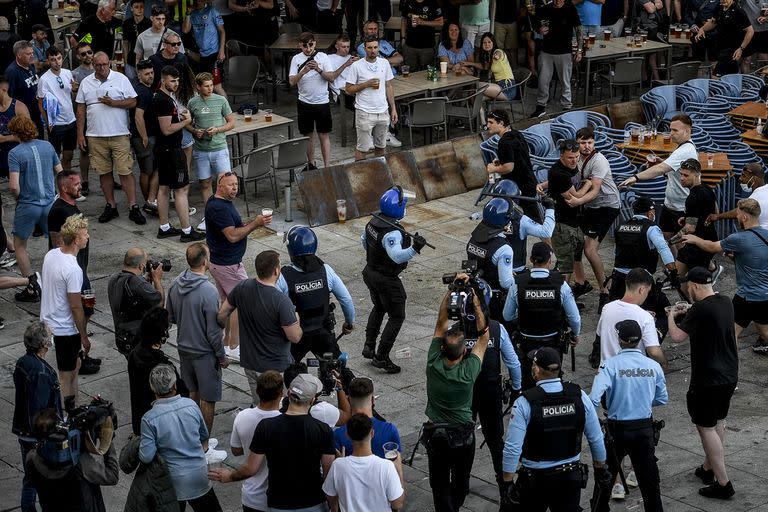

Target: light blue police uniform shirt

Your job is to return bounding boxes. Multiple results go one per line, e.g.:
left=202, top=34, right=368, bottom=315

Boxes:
left=489, top=232, right=515, bottom=290
left=514, top=209, right=556, bottom=273
left=614, top=215, right=674, bottom=274
left=361, top=229, right=417, bottom=264
left=589, top=348, right=668, bottom=421
left=467, top=323, right=522, bottom=390
left=502, top=378, right=606, bottom=472
left=503, top=268, right=581, bottom=336
left=276, top=263, right=356, bottom=325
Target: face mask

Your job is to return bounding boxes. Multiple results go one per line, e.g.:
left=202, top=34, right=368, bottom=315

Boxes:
left=741, top=183, right=753, bottom=194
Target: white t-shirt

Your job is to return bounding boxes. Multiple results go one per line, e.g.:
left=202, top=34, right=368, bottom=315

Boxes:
left=311, top=400, right=340, bottom=428
left=37, top=68, right=76, bottom=126
left=597, top=300, right=659, bottom=363
left=661, top=140, right=697, bottom=211
left=289, top=51, right=332, bottom=105
left=75, top=69, right=137, bottom=137
left=327, top=53, right=354, bottom=98
left=134, top=27, right=185, bottom=60
left=322, top=454, right=403, bottom=512
left=749, top=184, right=768, bottom=230
left=346, top=57, right=393, bottom=114
left=230, top=407, right=281, bottom=511
left=40, top=248, right=83, bottom=336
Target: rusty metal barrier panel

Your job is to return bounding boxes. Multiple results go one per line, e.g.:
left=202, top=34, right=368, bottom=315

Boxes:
left=411, top=141, right=468, bottom=201
left=451, top=134, right=486, bottom=189
left=385, top=151, right=426, bottom=204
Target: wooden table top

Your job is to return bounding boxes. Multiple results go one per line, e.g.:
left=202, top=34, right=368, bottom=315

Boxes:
left=608, top=37, right=671, bottom=52
left=727, top=102, right=768, bottom=119
left=49, top=6, right=80, bottom=17
left=698, top=152, right=732, bottom=172
left=582, top=42, right=630, bottom=59
left=616, top=137, right=678, bottom=153
left=668, top=33, right=693, bottom=45
left=226, top=113, right=293, bottom=136
left=400, top=69, right=479, bottom=93
left=391, top=78, right=429, bottom=100
left=740, top=128, right=768, bottom=143
left=269, top=33, right=338, bottom=51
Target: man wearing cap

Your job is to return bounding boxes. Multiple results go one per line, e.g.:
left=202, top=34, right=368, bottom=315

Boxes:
left=667, top=266, right=737, bottom=500
left=681, top=198, right=768, bottom=353
left=424, top=278, right=490, bottom=512
left=589, top=319, right=668, bottom=512
left=500, top=346, right=607, bottom=511
left=676, top=157, right=722, bottom=283
left=706, top=162, right=768, bottom=230
left=503, top=241, right=581, bottom=390
left=209, top=373, right=336, bottom=510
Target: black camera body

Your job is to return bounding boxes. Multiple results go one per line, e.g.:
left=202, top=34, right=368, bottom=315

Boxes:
left=146, top=258, right=172, bottom=275
left=307, top=352, right=349, bottom=395
left=442, top=260, right=482, bottom=321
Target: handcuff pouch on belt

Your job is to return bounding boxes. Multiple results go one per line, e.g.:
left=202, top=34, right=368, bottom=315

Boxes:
left=519, top=462, right=589, bottom=488
left=514, top=332, right=561, bottom=356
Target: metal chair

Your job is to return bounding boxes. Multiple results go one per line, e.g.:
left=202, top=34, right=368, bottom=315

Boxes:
left=653, top=61, right=702, bottom=86
left=274, top=137, right=310, bottom=185
left=226, top=56, right=263, bottom=104
left=232, top=144, right=279, bottom=216
left=446, top=84, right=488, bottom=136
left=489, top=67, right=533, bottom=121
left=405, top=97, right=448, bottom=147
left=599, top=57, right=643, bottom=100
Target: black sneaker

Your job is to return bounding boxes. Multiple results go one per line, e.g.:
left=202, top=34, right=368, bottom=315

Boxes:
left=15, top=286, right=40, bottom=303
left=180, top=229, right=206, bottom=242
left=28, top=272, right=42, bottom=296
left=98, top=204, right=119, bottom=223
left=157, top=226, right=183, bottom=239
left=84, top=355, right=102, bottom=365
left=362, top=343, right=376, bottom=360
left=572, top=281, right=594, bottom=298
left=81, top=181, right=90, bottom=196
left=142, top=202, right=159, bottom=217
left=79, top=356, right=101, bottom=375
left=372, top=356, right=401, bottom=374
left=530, top=105, right=546, bottom=118
left=128, top=204, right=147, bottom=225
left=695, top=465, right=715, bottom=485
left=699, top=481, right=734, bottom=499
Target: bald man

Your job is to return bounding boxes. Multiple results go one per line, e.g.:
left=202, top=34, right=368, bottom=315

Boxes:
left=107, top=247, right=164, bottom=357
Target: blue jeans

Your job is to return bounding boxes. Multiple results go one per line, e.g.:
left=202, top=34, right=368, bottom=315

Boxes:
left=19, top=439, right=36, bottom=512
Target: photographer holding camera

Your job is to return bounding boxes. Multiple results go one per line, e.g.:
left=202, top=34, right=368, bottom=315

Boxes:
left=423, top=274, right=489, bottom=512
left=107, top=248, right=166, bottom=357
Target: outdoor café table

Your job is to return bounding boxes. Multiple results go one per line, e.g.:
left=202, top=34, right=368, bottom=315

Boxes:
left=727, top=102, right=768, bottom=131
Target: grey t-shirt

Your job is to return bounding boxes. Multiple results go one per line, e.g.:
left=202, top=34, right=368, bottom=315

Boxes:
left=71, top=65, right=95, bottom=85
left=579, top=152, right=620, bottom=209
left=741, top=0, right=768, bottom=32
left=228, top=279, right=297, bottom=373
left=662, top=140, right=697, bottom=212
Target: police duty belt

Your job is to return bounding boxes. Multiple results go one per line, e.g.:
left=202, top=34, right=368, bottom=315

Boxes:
left=371, top=213, right=435, bottom=249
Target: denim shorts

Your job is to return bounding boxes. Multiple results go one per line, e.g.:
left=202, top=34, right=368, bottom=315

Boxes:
left=181, top=128, right=194, bottom=149
left=13, top=201, right=53, bottom=239
left=192, top=148, right=230, bottom=180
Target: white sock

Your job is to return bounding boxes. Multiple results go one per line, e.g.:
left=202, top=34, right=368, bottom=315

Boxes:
left=160, top=223, right=171, bottom=231
left=182, top=227, right=191, bottom=234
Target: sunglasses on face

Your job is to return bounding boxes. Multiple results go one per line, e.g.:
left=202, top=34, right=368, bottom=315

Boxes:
left=79, top=50, right=93, bottom=57
left=165, top=41, right=182, bottom=47
left=301, top=41, right=316, bottom=48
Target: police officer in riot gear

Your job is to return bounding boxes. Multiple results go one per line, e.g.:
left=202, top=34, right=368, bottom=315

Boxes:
left=461, top=278, right=522, bottom=498
left=589, top=320, right=668, bottom=512
left=362, top=187, right=426, bottom=374
left=504, top=242, right=581, bottom=390
left=500, top=347, right=607, bottom=512
left=277, top=226, right=355, bottom=362
left=491, top=180, right=556, bottom=275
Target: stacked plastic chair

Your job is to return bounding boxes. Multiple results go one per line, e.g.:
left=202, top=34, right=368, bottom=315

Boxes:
left=688, top=113, right=742, bottom=148
left=640, top=85, right=703, bottom=126
left=595, top=126, right=629, bottom=145
left=479, top=134, right=500, bottom=166
left=553, top=111, right=612, bottom=133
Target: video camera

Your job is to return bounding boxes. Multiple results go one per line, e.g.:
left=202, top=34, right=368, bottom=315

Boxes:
left=441, top=260, right=483, bottom=321
left=307, top=352, right=349, bottom=395
left=146, top=258, right=172, bottom=276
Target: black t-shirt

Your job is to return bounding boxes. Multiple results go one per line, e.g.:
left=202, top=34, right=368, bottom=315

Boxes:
left=714, top=4, right=750, bottom=51
left=495, top=0, right=517, bottom=23
left=130, top=83, right=158, bottom=138
left=73, top=16, right=122, bottom=58
left=250, top=414, right=335, bottom=509
left=685, top=184, right=718, bottom=241
left=47, top=198, right=89, bottom=275
left=5, top=61, right=40, bottom=123
left=497, top=129, right=537, bottom=198
left=537, top=1, right=581, bottom=55
left=601, top=0, right=624, bottom=25
left=401, top=0, right=442, bottom=49
left=548, top=160, right=579, bottom=225
left=121, top=16, right=151, bottom=67
left=149, top=52, right=188, bottom=90
left=152, top=91, right=181, bottom=149
left=679, top=293, right=738, bottom=387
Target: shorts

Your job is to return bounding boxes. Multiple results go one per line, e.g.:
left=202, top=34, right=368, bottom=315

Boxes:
left=494, top=21, right=518, bottom=50
left=552, top=222, right=584, bottom=274
left=209, top=261, right=249, bottom=301
left=733, top=294, right=768, bottom=328
left=13, top=201, right=53, bottom=239
left=245, top=368, right=261, bottom=404
left=181, top=128, right=194, bottom=149
left=155, top=147, right=190, bottom=189
left=659, top=205, right=685, bottom=234
left=581, top=207, right=619, bottom=241
left=54, top=333, right=81, bottom=372
left=179, top=353, right=223, bottom=402
left=192, top=148, right=231, bottom=180
left=676, top=244, right=713, bottom=270
left=88, top=135, right=134, bottom=176
left=195, top=53, right=225, bottom=81
left=297, top=100, right=332, bottom=135
left=497, top=78, right=518, bottom=100
left=744, top=31, right=768, bottom=57
left=687, top=384, right=736, bottom=428
left=355, top=110, right=389, bottom=153
left=49, top=122, right=77, bottom=154
left=131, top=136, right=156, bottom=173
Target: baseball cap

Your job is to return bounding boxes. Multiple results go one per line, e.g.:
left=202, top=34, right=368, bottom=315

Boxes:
left=632, top=196, right=655, bottom=214
left=288, top=373, right=323, bottom=402
left=615, top=319, right=642, bottom=344
left=530, top=242, right=552, bottom=264
left=527, top=346, right=561, bottom=370
left=680, top=266, right=713, bottom=285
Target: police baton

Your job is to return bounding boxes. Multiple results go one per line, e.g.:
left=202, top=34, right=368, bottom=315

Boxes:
left=371, top=213, right=436, bottom=249
left=600, top=419, right=629, bottom=495
left=478, top=191, right=544, bottom=204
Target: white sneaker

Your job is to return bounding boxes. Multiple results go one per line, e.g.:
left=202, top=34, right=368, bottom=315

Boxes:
left=197, top=218, right=206, bottom=232
left=626, top=470, right=638, bottom=488
left=386, top=132, right=402, bottom=147
left=169, top=191, right=175, bottom=203
left=188, top=206, right=197, bottom=216
left=711, top=264, right=724, bottom=285
left=205, top=447, right=227, bottom=464
left=0, top=252, right=16, bottom=268
left=611, top=483, right=626, bottom=500
left=208, top=438, right=218, bottom=450
left=225, top=346, right=240, bottom=363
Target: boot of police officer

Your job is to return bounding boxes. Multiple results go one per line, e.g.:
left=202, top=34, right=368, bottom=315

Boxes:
left=462, top=278, right=522, bottom=496
left=467, top=198, right=515, bottom=322
left=589, top=320, right=667, bottom=512
left=362, top=187, right=426, bottom=374
left=500, top=347, right=608, bottom=512
left=505, top=242, right=581, bottom=390
left=281, top=226, right=355, bottom=362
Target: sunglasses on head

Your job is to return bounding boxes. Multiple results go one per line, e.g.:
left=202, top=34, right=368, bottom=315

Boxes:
left=78, top=50, right=93, bottom=57
left=218, top=171, right=235, bottom=183
left=560, top=140, right=579, bottom=152
left=301, top=41, right=316, bottom=48
left=487, top=110, right=504, bottom=122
